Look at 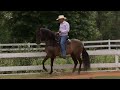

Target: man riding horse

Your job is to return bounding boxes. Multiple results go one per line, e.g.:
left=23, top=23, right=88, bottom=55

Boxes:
left=56, top=15, right=70, bottom=59
left=36, top=15, right=90, bottom=74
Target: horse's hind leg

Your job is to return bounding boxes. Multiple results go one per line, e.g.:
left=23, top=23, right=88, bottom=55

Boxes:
left=71, top=53, right=78, bottom=73
left=49, top=57, right=55, bottom=74
left=42, top=55, right=49, bottom=72
left=76, top=54, right=82, bottom=74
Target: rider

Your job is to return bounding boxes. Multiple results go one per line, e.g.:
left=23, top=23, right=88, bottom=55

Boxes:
left=56, top=15, right=70, bottom=59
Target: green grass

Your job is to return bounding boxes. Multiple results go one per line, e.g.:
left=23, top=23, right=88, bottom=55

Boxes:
left=0, top=55, right=118, bottom=74
left=0, top=55, right=117, bottom=66
left=90, top=55, right=115, bottom=63
left=0, top=57, right=73, bottom=66
left=1, top=73, right=120, bottom=79
left=0, top=72, right=69, bottom=79
left=0, top=74, right=52, bottom=79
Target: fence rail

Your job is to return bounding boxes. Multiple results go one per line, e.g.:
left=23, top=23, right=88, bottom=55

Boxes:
left=0, top=50, right=119, bottom=72
left=0, top=39, right=119, bottom=74
left=0, top=39, right=120, bottom=52
left=83, top=39, right=120, bottom=50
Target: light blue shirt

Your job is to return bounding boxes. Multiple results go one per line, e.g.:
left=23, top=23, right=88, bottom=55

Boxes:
left=59, top=21, right=70, bottom=36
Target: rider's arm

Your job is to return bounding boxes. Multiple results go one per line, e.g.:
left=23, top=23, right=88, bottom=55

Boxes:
left=59, top=22, right=70, bottom=34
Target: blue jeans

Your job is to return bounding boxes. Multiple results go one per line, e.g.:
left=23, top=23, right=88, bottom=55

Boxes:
left=60, top=36, right=68, bottom=57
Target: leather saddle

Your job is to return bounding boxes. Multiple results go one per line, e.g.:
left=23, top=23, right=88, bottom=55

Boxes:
left=67, top=36, right=71, bottom=44
left=56, top=36, right=71, bottom=45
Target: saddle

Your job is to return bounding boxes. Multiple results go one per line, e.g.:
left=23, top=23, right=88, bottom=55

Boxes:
left=67, top=36, right=71, bottom=44
left=56, top=36, right=71, bottom=45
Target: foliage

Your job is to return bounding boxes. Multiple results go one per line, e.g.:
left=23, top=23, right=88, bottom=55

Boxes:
left=0, top=11, right=120, bottom=43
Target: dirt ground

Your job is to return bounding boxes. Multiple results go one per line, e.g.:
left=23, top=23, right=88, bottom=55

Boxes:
left=1, top=71, right=120, bottom=79
left=46, top=71, right=120, bottom=79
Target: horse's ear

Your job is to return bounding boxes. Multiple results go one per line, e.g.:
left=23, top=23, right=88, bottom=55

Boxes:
left=39, top=27, right=43, bottom=30
left=38, top=24, right=42, bottom=28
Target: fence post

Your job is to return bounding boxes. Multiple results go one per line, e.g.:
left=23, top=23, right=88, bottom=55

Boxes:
left=83, top=42, right=84, bottom=46
left=115, top=55, right=119, bottom=71
left=108, top=39, right=111, bottom=50
left=27, top=43, right=30, bottom=51
left=37, top=44, right=41, bottom=51
left=0, top=43, right=1, bottom=53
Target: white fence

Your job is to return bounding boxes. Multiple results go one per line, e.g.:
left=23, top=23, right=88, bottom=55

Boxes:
left=0, top=43, right=45, bottom=52
left=83, top=39, right=120, bottom=50
left=0, top=39, right=120, bottom=52
left=0, top=39, right=120, bottom=74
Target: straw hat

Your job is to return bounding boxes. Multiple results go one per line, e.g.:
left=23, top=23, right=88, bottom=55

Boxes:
left=56, top=15, right=67, bottom=20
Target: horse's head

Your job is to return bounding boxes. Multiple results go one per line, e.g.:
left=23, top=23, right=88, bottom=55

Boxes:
left=36, top=28, right=57, bottom=44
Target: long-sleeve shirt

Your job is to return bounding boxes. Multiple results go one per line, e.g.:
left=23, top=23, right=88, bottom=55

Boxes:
left=59, top=21, right=70, bottom=36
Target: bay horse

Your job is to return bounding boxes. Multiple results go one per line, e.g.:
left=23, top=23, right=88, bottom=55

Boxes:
left=36, top=28, right=90, bottom=74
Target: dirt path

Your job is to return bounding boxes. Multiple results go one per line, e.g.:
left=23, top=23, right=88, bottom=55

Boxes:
left=0, top=71, right=120, bottom=79
left=45, top=71, right=120, bottom=79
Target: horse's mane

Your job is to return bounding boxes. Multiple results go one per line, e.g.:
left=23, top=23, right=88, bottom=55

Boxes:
left=36, top=28, right=56, bottom=42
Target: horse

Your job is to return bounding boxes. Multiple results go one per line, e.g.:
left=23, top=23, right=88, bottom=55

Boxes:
left=36, top=28, right=90, bottom=74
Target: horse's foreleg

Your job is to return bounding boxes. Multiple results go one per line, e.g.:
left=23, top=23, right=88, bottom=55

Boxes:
left=49, top=57, right=55, bottom=74
left=42, top=56, right=49, bottom=72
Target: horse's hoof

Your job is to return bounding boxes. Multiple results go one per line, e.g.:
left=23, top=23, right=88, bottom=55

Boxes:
left=49, top=71, right=53, bottom=74
left=78, top=72, right=80, bottom=75
left=72, top=71, right=75, bottom=74
left=72, top=70, right=75, bottom=73
left=45, top=69, right=48, bottom=72
left=43, top=68, right=48, bottom=72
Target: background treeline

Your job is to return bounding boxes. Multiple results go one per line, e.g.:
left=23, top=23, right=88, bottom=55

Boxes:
left=0, top=11, right=120, bottom=43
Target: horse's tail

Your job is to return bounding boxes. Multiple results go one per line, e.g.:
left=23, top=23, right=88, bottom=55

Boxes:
left=82, top=47, right=90, bottom=71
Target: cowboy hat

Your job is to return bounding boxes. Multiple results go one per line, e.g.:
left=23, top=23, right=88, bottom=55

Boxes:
left=56, top=15, right=67, bottom=20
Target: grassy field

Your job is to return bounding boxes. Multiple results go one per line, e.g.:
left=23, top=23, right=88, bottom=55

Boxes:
left=0, top=55, right=118, bottom=74
left=1, top=73, right=120, bottom=79
left=0, top=72, right=70, bottom=79
left=0, top=55, right=117, bottom=66
left=0, top=57, right=72, bottom=66
left=0, top=74, right=54, bottom=79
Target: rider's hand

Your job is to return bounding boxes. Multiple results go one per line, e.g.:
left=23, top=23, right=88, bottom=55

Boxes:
left=56, top=32, right=59, bottom=35
left=59, top=31, right=61, bottom=33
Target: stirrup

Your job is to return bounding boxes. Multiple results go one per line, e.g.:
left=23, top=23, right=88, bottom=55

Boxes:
left=67, top=39, right=71, bottom=44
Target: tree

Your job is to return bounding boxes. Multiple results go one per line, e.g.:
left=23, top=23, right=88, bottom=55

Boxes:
left=0, top=11, right=12, bottom=43
left=65, top=11, right=101, bottom=40
left=96, top=11, right=120, bottom=40
left=1, top=11, right=120, bottom=43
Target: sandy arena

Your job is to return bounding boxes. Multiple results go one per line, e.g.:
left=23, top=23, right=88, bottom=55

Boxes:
left=45, top=71, right=120, bottom=79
